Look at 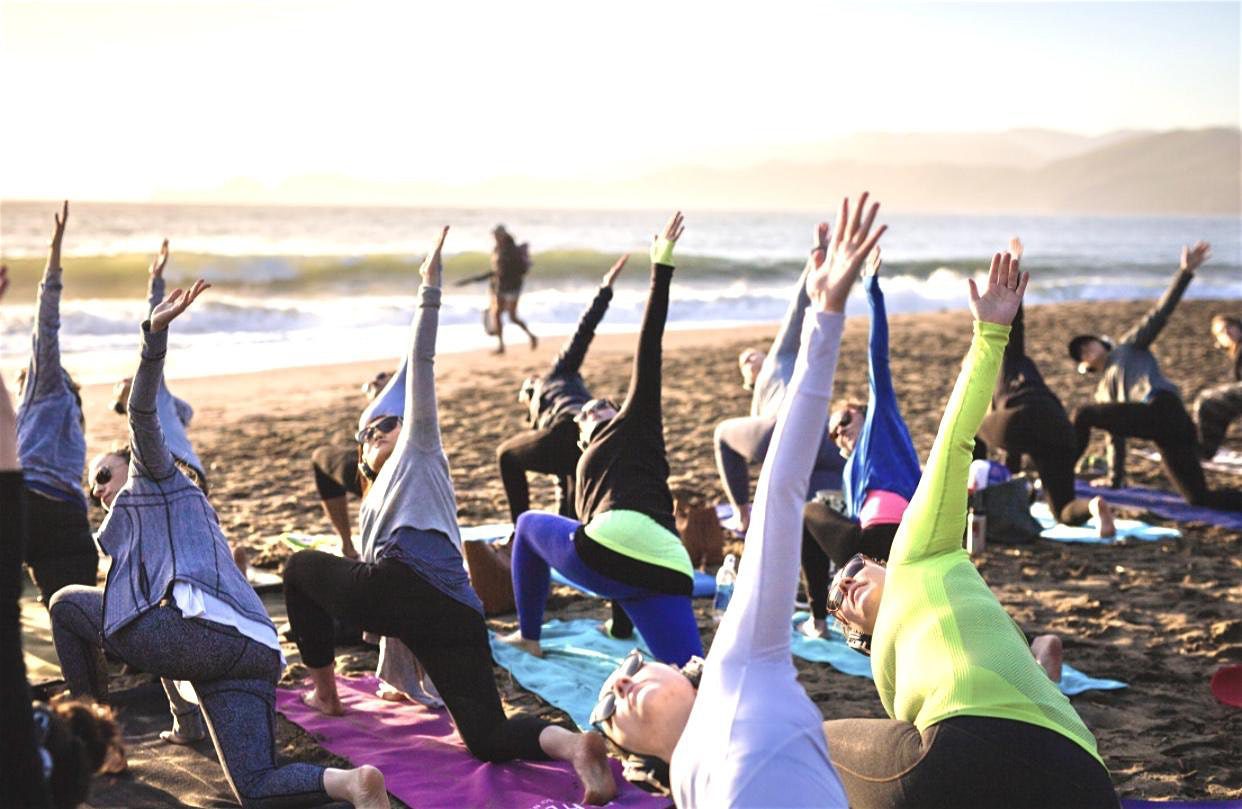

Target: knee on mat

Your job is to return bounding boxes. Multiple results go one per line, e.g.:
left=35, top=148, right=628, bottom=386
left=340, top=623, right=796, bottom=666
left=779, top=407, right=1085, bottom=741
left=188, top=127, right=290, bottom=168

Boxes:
left=282, top=549, right=319, bottom=583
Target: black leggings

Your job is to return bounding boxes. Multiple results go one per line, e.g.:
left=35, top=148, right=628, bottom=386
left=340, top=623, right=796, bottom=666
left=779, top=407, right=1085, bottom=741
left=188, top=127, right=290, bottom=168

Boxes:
left=1194, top=381, right=1242, bottom=458
left=801, top=501, right=899, bottom=620
left=311, top=446, right=362, bottom=500
left=824, top=715, right=1118, bottom=809
left=24, top=492, right=98, bottom=604
left=1074, top=392, right=1242, bottom=511
left=283, top=550, right=550, bottom=763
left=496, top=419, right=580, bottom=523
left=978, top=400, right=1091, bottom=526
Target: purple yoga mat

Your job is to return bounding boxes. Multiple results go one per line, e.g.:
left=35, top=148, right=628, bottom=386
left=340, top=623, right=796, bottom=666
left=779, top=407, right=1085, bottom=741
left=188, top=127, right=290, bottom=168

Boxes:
left=1074, top=480, right=1242, bottom=532
left=276, top=675, right=667, bottom=809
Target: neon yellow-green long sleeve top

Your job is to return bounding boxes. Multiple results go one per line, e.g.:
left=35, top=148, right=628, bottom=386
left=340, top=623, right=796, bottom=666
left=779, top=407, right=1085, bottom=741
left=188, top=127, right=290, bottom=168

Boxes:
left=871, top=320, right=1105, bottom=767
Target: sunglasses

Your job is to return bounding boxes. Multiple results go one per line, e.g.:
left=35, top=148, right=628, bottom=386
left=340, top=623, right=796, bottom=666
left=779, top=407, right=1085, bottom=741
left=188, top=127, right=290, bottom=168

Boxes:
left=589, top=649, right=646, bottom=730
left=356, top=415, right=401, bottom=445
left=826, top=553, right=868, bottom=614
left=576, top=398, right=618, bottom=423
left=829, top=409, right=854, bottom=440
left=93, top=464, right=114, bottom=488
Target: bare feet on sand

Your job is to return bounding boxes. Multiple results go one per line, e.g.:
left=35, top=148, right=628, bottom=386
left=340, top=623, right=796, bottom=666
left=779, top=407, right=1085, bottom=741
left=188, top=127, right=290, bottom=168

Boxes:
left=325, top=765, right=390, bottom=809
left=497, top=629, right=543, bottom=657
left=799, top=617, right=828, bottom=639
left=572, top=732, right=619, bottom=805
left=302, top=688, right=344, bottom=716
left=1030, top=634, right=1063, bottom=683
left=1089, top=496, right=1116, bottom=539
left=159, top=728, right=206, bottom=745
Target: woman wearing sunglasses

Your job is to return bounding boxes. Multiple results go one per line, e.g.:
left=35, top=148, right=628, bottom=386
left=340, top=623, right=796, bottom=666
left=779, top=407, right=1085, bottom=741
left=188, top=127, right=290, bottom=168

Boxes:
left=823, top=253, right=1117, bottom=808
left=282, top=228, right=617, bottom=806
left=799, top=245, right=922, bottom=639
left=498, top=213, right=706, bottom=668
left=586, top=195, right=883, bottom=807
left=14, top=201, right=98, bottom=604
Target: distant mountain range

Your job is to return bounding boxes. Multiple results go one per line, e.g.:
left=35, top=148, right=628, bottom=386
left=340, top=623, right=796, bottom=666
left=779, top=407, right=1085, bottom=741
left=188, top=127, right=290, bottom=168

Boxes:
left=161, top=127, right=1241, bottom=215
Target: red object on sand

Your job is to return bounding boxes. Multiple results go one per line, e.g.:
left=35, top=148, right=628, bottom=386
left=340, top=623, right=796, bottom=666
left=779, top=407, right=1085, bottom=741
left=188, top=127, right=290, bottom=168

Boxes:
left=1210, top=664, right=1242, bottom=708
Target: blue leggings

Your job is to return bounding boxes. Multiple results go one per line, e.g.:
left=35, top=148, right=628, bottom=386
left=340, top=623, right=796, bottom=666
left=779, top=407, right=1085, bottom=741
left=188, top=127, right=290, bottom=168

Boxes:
left=511, top=511, right=703, bottom=666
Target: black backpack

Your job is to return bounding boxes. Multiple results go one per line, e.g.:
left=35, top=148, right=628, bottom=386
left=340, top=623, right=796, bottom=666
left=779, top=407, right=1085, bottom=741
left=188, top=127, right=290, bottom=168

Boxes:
left=969, top=477, right=1043, bottom=545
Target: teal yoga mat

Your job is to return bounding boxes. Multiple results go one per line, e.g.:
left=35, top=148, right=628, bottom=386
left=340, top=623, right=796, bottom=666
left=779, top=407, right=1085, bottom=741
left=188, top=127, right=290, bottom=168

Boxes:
left=1031, top=502, right=1180, bottom=545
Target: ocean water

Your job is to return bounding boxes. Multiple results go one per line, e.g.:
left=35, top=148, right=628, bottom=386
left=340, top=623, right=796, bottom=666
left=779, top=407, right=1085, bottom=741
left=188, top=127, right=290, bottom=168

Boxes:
left=1, top=201, right=1239, bottom=384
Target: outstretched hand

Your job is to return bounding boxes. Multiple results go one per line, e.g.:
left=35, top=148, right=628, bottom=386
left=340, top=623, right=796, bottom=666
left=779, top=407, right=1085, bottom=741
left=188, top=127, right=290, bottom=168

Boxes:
left=48, top=200, right=69, bottom=269
left=603, top=254, right=629, bottom=287
left=864, top=246, right=882, bottom=278
left=969, top=252, right=1028, bottom=326
left=809, top=222, right=830, bottom=269
left=807, top=192, right=886, bottom=313
left=650, top=211, right=685, bottom=266
left=1180, top=241, right=1211, bottom=274
left=419, top=226, right=450, bottom=288
left=150, top=239, right=170, bottom=278
left=0, top=265, right=8, bottom=301
left=151, top=279, right=211, bottom=332
left=1008, top=236, right=1024, bottom=261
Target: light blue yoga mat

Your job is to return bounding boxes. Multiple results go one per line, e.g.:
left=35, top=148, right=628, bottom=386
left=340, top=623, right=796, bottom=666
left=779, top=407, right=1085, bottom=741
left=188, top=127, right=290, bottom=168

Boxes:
left=490, top=619, right=651, bottom=730
left=790, top=613, right=1126, bottom=696
left=1031, top=502, right=1181, bottom=545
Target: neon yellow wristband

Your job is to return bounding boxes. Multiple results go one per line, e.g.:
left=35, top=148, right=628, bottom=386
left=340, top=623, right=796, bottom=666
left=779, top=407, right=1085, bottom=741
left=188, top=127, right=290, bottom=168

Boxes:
left=650, top=236, right=676, bottom=266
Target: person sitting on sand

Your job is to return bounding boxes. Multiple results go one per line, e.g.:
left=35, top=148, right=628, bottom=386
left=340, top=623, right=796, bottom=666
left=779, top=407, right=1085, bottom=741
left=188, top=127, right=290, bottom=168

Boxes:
left=14, top=202, right=98, bottom=605
left=53, top=279, right=389, bottom=808
left=974, top=236, right=1116, bottom=535
left=799, top=245, right=921, bottom=639
left=487, top=224, right=537, bottom=354
left=1070, top=241, right=1242, bottom=511
left=823, top=251, right=1118, bottom=808
left=498, top=213, right=704, bottom=669
left=585, top=194, right=884, bottom=808
left=282, top=228, right=616, bottom=806
left=1192, top=313, right=1242, bottom=460
left=715, top=223, right=845, bottom=535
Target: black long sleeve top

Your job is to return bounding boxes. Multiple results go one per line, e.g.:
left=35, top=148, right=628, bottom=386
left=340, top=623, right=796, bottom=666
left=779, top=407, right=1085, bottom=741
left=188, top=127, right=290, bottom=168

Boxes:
left=992, top=304, right=1068, bottom=417
left=528, top=286, right=613, bottom=430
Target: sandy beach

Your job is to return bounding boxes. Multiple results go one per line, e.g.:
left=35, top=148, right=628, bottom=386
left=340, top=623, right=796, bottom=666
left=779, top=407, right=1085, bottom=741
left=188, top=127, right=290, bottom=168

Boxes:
left=68, top=296, right=1241, bottom=802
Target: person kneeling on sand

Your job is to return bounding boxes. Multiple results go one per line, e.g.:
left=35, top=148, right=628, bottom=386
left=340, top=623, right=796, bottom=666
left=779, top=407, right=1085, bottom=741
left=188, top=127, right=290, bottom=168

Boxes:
left=1192, top=313, right=1242, bottom=461
left=282, top=227, right=616, bottom=806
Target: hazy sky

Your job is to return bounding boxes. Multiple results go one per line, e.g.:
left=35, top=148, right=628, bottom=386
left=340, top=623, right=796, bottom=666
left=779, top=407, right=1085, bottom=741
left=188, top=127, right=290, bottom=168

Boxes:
left=2, top=0, right=1238, bottom=201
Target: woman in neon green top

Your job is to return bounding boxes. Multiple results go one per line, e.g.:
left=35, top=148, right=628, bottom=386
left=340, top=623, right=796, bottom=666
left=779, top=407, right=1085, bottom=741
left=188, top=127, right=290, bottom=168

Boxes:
left=826, top=252, right=1118, bottom=809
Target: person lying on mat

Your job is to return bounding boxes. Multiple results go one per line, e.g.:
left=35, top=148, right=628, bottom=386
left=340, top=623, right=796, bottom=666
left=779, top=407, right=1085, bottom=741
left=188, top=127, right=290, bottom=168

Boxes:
left=282, top=227, right=617, bottom=806
left=53, top=280, right=389, bottom=808
left=585, top=194, right=884, bottom=808
left=824, top=252, right=1118, bottom=808
left=498, top=213, right=705, bottom=669
left=1070, top=241, right=1242, bottom=511
left=974, top=236, right=1116, bottom=536
left=714, top=223, right=845, bottom=535
left=1192, top=313, right=1242, bottom=461
left=800, top=245, right=921, bottom=639
left=14, top=201, right=98, bottom=605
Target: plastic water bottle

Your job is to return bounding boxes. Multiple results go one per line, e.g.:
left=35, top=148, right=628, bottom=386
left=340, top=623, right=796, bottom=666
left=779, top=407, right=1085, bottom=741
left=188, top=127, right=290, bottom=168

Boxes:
left=713, top=554, right=738, bottom=622
left=967, top=508, right=987, bottom=555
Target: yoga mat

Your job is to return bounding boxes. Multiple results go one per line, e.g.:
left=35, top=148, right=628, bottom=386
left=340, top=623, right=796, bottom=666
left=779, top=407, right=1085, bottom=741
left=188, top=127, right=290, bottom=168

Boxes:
left=277, top=675, right=665, bottom=809
left=1137, top=447, right=1242, bottom=478
left=1075, top=481, right=1242, bottom=532
left=790, top=613, right=1127, bottom=696
left=1030, top=502, right=1181, bottom=545
left=490, top=619, right=652, bottom=731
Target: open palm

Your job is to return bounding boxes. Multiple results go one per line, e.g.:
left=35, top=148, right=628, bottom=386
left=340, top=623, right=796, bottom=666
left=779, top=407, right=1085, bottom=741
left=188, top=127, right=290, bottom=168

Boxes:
left=151, top=239, right=171, bottom=278
left=419, top=226, right=450, bottom=287
left=807, top=193, right=887, bottom=313
left=151, top=279, right=211, bottom=332
left=969, top=252, right=1028, bottom=325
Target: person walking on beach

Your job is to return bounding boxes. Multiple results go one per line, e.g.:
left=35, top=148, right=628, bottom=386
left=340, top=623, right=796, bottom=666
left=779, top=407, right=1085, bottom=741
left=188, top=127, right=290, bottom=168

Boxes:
left=1069, top=241, right=1242, bottom=511
left=714, top=222, right=846, bottom=536
left=1193, top=313, right=1242, bottom=460
left=498, top=213, right=705, bottom=668
left=488, top=224, right=537, bottom=353
left=281, top=227, right=617, bottom=806
left=14, top=201, right=98, bottom=604
left=975, top=236, right=1116, bottom=535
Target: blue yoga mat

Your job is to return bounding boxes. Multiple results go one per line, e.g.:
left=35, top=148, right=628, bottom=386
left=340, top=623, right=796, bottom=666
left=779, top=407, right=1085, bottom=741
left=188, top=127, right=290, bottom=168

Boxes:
left=1075, top=481, right=1242, bottom=532
left=790, top=613, right=1127, bottom=696
left=1031, top=502, right=1181, bottom=545
left=490, top=619, right=651, bottom=730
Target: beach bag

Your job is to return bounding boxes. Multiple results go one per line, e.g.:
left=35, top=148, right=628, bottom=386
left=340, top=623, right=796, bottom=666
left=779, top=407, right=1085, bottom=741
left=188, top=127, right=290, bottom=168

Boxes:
left=969, top=478, right=1041, bottom=545
left=674, top=494, right=725, bottom=570
left=481, top=308, right=499, bottom=336
left=462, top=537, right=515, bottom=615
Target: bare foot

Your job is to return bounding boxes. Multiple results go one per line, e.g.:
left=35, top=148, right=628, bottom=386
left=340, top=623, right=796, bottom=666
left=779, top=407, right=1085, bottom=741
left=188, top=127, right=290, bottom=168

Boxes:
left=492, top=345, right=505, bottom=355
left=799, top=617, right=828, bottom=639
left=572, top=732, right=618, bottom=806
left=497, top=629, right=543, bottom=658
left=1089, top=497, right=1116, bottom=539
left=529, top=334, right=539, bottom=350
left=159, top=728, right=205, bottom=745
left=232, top=544, right=250, bottom=575
left=301, top=688, right=344, bottom=717
left=376, top=683, right=409, bottom=703
left=1030, top=634, right=1063, bottom=683
left=327, top=765, right=390, bottom=809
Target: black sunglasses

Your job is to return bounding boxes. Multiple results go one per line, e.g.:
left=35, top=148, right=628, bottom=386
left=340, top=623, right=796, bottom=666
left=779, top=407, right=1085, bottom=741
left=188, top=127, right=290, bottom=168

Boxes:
left=589, top=649, right=646, bottom=729
left=93, top=465, right=114, bottom=488
left=826, top=553, right=868, bottom=614
left=829, top=409, right=854, bottom=440
left=356, top=415, right=401, bottom=445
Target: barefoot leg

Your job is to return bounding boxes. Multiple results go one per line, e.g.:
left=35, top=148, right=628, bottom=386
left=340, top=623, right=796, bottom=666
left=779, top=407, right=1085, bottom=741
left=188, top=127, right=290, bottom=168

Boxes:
left=324, top=765, right=391, bottom=809
left=1089, top=496, right=1116, bottom=539
left=1030, top=634, right=1063, bottom=683
left=302, top=664, right=345, bottom=716
left=538, top=727, right=618, bottom=806
left=496, top=628, right=543, bottom=658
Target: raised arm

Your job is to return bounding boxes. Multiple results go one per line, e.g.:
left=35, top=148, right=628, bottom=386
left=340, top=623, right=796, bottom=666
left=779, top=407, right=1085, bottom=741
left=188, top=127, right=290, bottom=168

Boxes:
left=403, top=227, right=449, bottom=453
left=0, top=268, right=17, bottom=471
left=550, top=255, right=626, bottom=378
left=146, top=239, right=170, bottom=314
left=889, top=252, right=1025, bottom=565
left=864, top=249, right=895, bottom=403
left=25, top=202, right=70, bottom=406
left=759, top=224, right=827, bottom=382
left=130, top=280, right=211, bottom=481
left=1119, top=242, right=1207, bottom=349
left=716, top=194, right=884, bottom=663
left=1005, top=237, right=1027, bottom=360
left=617, top=214, right=683, bottom=424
